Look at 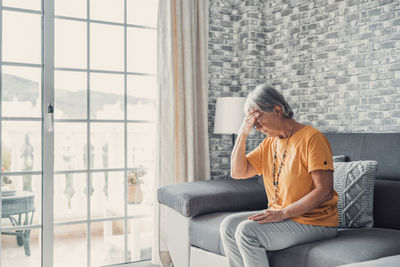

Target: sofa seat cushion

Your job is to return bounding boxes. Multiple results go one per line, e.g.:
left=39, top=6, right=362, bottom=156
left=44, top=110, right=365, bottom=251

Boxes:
left=337, top=254, right=400, bottom=267
left=189, top=211, right=235, bottom=256
left=269, top=228, right=400, bottom=267
left=190, top=213, right=400, bottom=267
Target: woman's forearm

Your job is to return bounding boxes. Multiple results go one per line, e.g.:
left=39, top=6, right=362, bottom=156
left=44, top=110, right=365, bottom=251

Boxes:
left=231, top=109, right=260, bottom=178
left=282, top=187, right=333, bottom=219
left=230, top=133, right=249, bottom=178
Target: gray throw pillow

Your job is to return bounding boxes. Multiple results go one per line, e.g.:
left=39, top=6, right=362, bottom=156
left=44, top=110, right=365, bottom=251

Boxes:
left=333, top=160, right=378, bottom=228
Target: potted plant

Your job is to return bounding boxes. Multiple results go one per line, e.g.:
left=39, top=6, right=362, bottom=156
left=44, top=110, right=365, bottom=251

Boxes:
left=127, top=170, right=146, bottom=204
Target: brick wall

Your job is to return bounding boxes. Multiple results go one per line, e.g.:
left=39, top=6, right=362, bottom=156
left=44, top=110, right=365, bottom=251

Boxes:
left=208, top=0, right=400, bottom=179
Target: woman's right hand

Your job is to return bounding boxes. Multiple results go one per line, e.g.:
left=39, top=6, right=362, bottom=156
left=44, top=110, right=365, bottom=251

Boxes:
left=238, top=108, right=260, bottom=137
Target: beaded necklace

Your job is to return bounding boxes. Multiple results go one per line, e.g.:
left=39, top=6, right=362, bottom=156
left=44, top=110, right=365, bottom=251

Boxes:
left=271, top=119, right=295, bottom=206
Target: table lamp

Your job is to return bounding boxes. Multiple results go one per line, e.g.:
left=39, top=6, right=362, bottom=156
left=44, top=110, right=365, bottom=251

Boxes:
left=214, top=97, right=247, bottom=146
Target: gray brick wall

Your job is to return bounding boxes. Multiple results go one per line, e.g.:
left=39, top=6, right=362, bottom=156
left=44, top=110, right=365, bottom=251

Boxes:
left=208, top=0, right=400, bottom=179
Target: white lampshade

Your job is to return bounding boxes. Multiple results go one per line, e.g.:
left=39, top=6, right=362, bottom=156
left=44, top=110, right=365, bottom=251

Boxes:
left=214, top=97, right=246, bottom=134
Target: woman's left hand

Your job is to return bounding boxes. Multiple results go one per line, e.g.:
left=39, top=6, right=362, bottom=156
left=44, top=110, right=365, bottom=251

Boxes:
left=248, top=209, right=288, bottom=224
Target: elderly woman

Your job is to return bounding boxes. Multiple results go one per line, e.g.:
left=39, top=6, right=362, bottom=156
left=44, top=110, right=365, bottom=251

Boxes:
left=220, top=84, right=339, bottom=267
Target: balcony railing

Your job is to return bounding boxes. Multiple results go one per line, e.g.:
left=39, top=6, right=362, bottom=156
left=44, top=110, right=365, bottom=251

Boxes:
left=1, top=127, right=155, bottom=266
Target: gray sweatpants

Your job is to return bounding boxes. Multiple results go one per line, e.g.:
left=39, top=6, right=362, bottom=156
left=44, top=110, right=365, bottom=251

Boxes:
left=220, top=210, right=338, bottom=267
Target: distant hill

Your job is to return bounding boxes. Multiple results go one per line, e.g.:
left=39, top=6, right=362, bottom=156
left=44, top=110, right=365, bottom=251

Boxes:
left=2, top=73, right=154, bottom=116
left=2, top=73, right=39, bottom=105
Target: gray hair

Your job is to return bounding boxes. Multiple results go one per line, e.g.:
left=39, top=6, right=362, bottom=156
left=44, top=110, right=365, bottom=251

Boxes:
left=244, top=83, right=294, bottom=118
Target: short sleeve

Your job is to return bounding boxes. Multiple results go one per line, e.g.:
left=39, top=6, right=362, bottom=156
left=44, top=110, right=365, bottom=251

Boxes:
left=245, top=143, right=264, bottom=175
left=307, top=133, right=334, bottom=173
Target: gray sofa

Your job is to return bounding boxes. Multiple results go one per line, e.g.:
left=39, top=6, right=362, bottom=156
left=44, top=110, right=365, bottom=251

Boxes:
left=158, top=133, right=400, bottom=267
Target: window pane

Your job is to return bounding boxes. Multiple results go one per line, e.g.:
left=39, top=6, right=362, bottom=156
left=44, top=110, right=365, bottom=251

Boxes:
left=1, top=121, right=41, bottom=172
left=3, top=0, right=41, bottom=10
left=90, top=73, right=124, bottom=120
left=55, top=0, right=87, bottom=19
left=90, top=0, right=124, bottom=23
left=2, top=66, right=41, bottom=117
left=127, top=123, right=155, bottom=168
left=127, top=75, right=156, bottom=121
left=55, top=71, right=87, bottom=119
left=127, top=28, right=156, bottom=74
left=1, top=174, right=42, bottom=227
left=54, top=123, right=87, bottom=171
left=127, top=0, right=157, bottom=27
left=128, top=217, right=153, bottom=261
left=91, top=220, right=125, bottom=266
left=55, top=19, right=87, bottom=69
left=54, top=173, right=87, bottom=222
left=2, top=11, right=41, bottom=64
left=1, top=174, right=42, bottom=265
left=91, top=172, right=124, bottom=219
left=90, top=123, right=124, bottom=169
left=54, top=224, right=87, bottom=267
left=90, top=23, right=124, bottom=71
left=127, top=168, right=154, bottom=208
left=1, top=229, right=41, bottom=266
left=127, top=75, right=156, bottom=100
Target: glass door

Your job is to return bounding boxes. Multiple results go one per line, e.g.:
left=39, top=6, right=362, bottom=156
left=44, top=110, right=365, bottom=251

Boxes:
left=1, top=0, right=45, bottom=266
left=1, top=0, right=157, bottom=266
left=53, top=0, right=157, bottom=266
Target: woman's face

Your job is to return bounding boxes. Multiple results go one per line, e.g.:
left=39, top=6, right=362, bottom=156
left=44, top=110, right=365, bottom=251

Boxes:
left=253, top=108, right=281, bottom=137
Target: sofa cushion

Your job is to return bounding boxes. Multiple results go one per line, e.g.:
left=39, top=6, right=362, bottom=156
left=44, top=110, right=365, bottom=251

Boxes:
left=333, top=161, right=377, bottom=228
left=325, top=133, right=400, bottom=181
left=157, top=178, right=267, bottom=217
left=373, top=179, right=400, bottom=230
left=257, top=175, right=264, bottom=187
left=189, top=213, right=400, bottom=267
left=325, top=133, right=366, bottom=163
left=360, top=133, right=400, bottom=181
left=325, top=133, right=400, bottom=230
left=337, top=255, right=400, bottom=267
left=269, top=228, right=400, bottom=267
left=189, top=212, right=235, bottom=256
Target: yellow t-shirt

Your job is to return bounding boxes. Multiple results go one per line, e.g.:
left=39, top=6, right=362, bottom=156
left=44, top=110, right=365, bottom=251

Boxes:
left=246, top=125, right=339, bottom=227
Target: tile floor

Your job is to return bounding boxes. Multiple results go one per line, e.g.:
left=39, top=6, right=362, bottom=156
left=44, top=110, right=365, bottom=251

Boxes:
left=1, top=225, right=153, bottom=267
left=122, top=260, right=160, bottom=267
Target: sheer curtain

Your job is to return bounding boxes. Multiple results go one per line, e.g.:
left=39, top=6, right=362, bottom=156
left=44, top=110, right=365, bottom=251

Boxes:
left=152, top=0, right=210, bottom=265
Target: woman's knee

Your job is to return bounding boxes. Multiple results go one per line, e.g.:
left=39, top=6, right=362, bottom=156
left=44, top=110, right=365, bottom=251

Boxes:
left=220, top=216, right=235, bottom=238
left=234, top=220, right=261, bottom=245
left=220, top=214, right=244, bottom=238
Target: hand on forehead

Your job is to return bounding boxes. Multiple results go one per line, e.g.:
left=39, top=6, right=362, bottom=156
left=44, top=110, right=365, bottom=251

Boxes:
left=247, top=107, right=261, bottom=114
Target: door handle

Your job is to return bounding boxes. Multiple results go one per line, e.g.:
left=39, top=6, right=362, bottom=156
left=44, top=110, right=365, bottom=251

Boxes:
left=47, top=103, right=54, bottom=132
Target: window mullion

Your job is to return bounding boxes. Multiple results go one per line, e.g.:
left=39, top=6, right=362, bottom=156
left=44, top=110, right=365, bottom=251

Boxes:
left=124, top=0, right=128, bottom=262
left=0, top=0, right=3, bottom=264
left=42, top=0, right=55, bottom=267
left=86, top=0, right=91, bottom=266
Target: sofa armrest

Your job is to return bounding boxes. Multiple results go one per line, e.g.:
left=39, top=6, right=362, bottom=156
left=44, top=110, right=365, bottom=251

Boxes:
left=157, top=178, right=268, bottom=218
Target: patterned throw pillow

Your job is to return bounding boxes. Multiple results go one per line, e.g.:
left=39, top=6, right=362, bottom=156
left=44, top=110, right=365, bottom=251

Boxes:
left=333, top=160, right=378, bottom=228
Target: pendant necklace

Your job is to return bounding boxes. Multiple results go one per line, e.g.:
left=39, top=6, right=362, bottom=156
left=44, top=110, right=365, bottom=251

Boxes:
left=271, top=119, right=295, bottom=206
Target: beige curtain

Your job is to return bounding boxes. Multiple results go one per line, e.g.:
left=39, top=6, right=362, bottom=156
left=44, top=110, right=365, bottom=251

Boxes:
left=152, top=0, right=210, bottom=265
